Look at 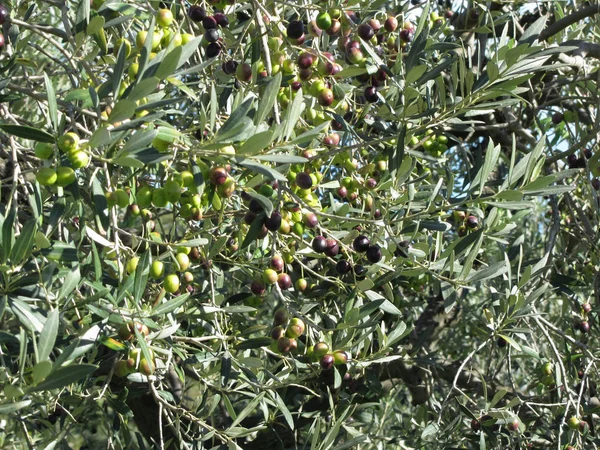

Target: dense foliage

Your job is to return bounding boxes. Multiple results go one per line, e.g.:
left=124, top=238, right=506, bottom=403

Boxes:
left=0, top=0, right=599, bottom=449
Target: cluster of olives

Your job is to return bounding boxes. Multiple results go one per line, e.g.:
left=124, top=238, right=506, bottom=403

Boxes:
left=452, top=211, right=480, bottom=236
left=187, top=4, right=230, bottom=59
left=574, top=302, right=592, bottom=334
left=114, top=321, right=156, bottom=377
left=269, top=309, right=305, bottom=354
left=306, top=341, right=349, bottom=370
left=35, top=132, right=89, bottom=187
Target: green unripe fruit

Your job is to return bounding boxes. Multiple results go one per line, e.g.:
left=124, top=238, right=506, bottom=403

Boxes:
left=295, top=278, right=307, bottom=291
left=156, top=8, right=174, bottom=28
left=333, top=350, right=348, bottom=365
left=69, top=151, right=89, bottom=169
left=164, top=180, right=182, bottom=203
left=567, top=416, right=580, bottom=429
left=181, top=33, right=194, bottom=45
left=126, top=257, right=139, bottom=274
left=114, top=38, right=132, bottom=58
left=541, top=362, right=553, bottom=376
left=36, top=167, right=57, bottom=186
left=114, top=360, right=132, bottom=377
left=137, top=185, right=153, bottom=208
left=175, top=253, right=190, bottom=272
left=136, top=30, right=162, bottom=51
left=35, top=142, right=54, bottom=159
left=163, top=273, right=180, bottom=293
left=150, top=260, right=164, bottom=278
left=128, top=62, right=139, bottom=79
left=152, top=136, right=170, bottom=152
left=152, top=187, right=169, bottom=207
left=263, top=268, right=278, bottom=285
left=286, top=318, right=305, bottom=338
left=180, top=171, right=195, bottom=189
left=55, top=167, right=76, bottom=187
left=57, top=132, right=80, bottom=153
left=316, top=11, right=332, bottom=30
left=139, top=357, right=155, bottom=376
left=113, top=189, right=129, bottom=208
left=313, top=342, right=329, bottom=358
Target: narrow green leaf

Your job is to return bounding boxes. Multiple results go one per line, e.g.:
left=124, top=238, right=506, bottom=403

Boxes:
left=89, top=127, right=111, bottom=148
left=29, top=364, right=97, bottom=392
left=235, top=337, right=273, bottom=350
left=38, top=309, right=59, bottom=363
left=0, top=400, right=32, bottom=414
left=256, top=72, right=282, bottom=125
left=459, top=230, right=484, bottom=281
left=127, top=77, right=159, bottom=102
left=10, top=218, right=36, bottom=265
left=230, top=392, right=266, bottom=428
left=152, top=293, right=190, bottom=317
left=57, top=264, right=80, bottom=302
left=43, top=73, right=58, bottom=132
left=237, top=130, right=274, bottom=155
left=274, top=392, right=294, bottom=430
left=113, top=40, right=128, bottom=100
left=108, top=99, right=136, bottom=124
left=2, top=207, right=16, bottom=264
left=282, top=87, right=304, bottom=141
left=155, top=45, right=182, bottom=80
left=253, top=154, right=307, bottom=164
left=467, top=261, right=508, bottom=283
left=133, top=250, right=150, bottom=305
left=175, top=36, right=203, bottom=71
left=41, top=242, right=79, bottom=263
left=237, top=159, right=287, bottom=182
left=0, top=124, right=55, bottom=143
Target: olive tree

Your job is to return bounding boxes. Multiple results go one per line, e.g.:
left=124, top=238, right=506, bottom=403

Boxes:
left=0, top=0, right=598, bottom=449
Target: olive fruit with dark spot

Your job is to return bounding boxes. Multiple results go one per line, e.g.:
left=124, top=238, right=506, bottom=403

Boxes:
left=399, top=29, right=413, bottom=42
left=297, top=51, right=314, bottom=69
left=205, top=42, right=221, bottom=58
left=567, top=154, right=578, bottom=168
left=357, top=23, right=375, bottom=40
left=551, top=112, right=564, bottom=124
left=320, top=354, right=334, bottom=370
left=287, top=20, right=304, bottom=39
left=466, top=215, right=479, bottom=229
left=203, top=16, right=217, bottom=29
left=214, top=13, right=229, bottom=27
left=265, top=212, right=282, bottom=231
left=507, top=418, right=520, bottom=432
left=270, top=326, right=285, bottom=340
left=277, top=336, right=294, bottom=353
left=204, top=28, right=220, bottom=43
left=251, top=279, right=266, bottom=296
left=324, top=238, right=339, bottom=257
left=578, top=320, right=590, bottom=333
left=364, top=86, right=378, bottom=103
left=222, top=60, right=238, bottom=74
left=312, top=236, right=327, bottom=253
left=273, top=308, right=288, bottom=325
left=188, top=5, right=206, bottom=22
left=353, top=235, right=370, bottom=252
left=336, top=259, right=352, bottom=274
left=366, top=245, right=382, bottom=263
left=296, top=172, right=313, bottom=189
left=384, top=16, right=398, bottom=32
left=277, top=273, right=292, bottom=290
